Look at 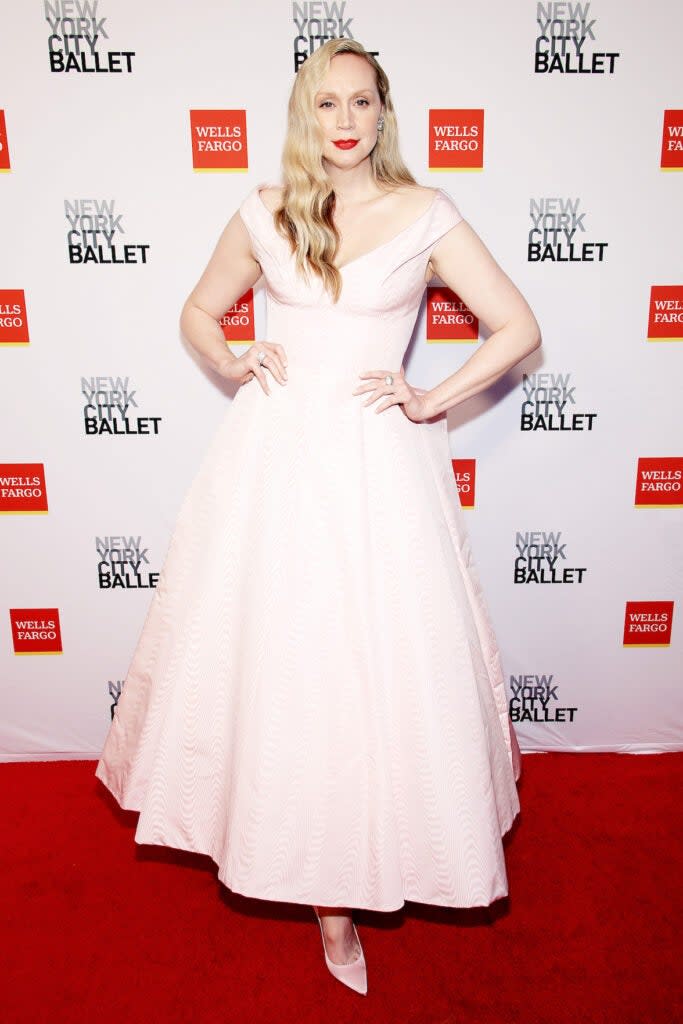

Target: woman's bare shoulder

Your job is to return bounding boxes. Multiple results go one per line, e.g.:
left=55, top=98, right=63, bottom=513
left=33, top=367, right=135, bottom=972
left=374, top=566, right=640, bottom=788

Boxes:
left=258, top=185, right=285, bottom=213
left=386, top=184, right=438, bottom=217
left=258, top=183, right=437, bottom=218
left=396, top=184, right=436, bottom=199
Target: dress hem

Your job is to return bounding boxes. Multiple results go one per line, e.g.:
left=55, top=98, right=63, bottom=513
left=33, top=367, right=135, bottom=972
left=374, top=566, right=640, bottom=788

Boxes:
left=96, top=768, right=519, bottom=914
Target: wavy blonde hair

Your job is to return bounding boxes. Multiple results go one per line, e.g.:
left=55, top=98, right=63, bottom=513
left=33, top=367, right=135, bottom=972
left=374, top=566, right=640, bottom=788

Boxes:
left=273, top=39, right=417, bottom=303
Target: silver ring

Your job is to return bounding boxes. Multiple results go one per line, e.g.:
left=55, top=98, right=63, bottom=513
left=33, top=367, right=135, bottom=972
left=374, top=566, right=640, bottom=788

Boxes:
left=384, top=374, right=394, bottom=386
left=257, top=350, right=267, bottom=365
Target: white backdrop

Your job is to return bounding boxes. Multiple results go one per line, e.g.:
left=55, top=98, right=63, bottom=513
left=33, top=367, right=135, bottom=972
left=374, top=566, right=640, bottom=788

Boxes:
left=1, top=0, right=681, bottom=760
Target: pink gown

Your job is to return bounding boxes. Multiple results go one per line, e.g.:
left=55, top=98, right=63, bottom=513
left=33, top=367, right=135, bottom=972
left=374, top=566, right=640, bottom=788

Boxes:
left=95, top=182, right=522, bottom=912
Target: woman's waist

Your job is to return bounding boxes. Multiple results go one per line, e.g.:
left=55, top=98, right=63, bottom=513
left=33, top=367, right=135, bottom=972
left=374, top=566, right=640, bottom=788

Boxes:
left=264, top=305, right=410, bottom=350
left=255, top=331, right=405, bottom=374
left=247, top=352, right=365, bottom=392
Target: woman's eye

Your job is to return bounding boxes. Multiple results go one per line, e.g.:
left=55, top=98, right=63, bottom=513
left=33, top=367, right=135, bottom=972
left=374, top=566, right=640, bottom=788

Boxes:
left=318, top=99, right=369, bottom=108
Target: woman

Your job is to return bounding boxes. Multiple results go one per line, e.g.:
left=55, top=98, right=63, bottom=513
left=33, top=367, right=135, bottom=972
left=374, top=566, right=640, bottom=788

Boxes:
left=95, top=38, right=540, bottom=997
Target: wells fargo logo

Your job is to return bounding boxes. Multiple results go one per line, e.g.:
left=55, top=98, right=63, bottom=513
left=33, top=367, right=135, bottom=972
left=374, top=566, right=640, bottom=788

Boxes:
left=623, top=601, right=674, bottom=647
left=647, top=285, right=683, bottom=341
left=453, top=458, right=476, bottom=508
left=634, top=458, right=683, bottom=508
left=220, top=288, right=255, bottom=343
left=429, top=109, right=484, bottom=171
left=0, top=289, right=29, bottom=345
left=426, top=287, right=478, bottom=343
left=0, top=109, right=10, bottom=171
left=190, top=110, right=248, bottom=171
left=0, top=464, right=48, bottom=514
left=660, top=110, right=683, bottom=171
left=10, top=608, right=63, bottom=655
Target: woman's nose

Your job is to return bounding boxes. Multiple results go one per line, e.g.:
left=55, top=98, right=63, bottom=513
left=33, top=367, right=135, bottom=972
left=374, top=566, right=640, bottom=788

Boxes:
left=337, top=108, right=355, bottom=130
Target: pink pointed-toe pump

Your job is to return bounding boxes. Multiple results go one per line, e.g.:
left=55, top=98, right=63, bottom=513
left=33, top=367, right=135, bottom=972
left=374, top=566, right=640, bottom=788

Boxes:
left=313, top=908, right=368, bottom=995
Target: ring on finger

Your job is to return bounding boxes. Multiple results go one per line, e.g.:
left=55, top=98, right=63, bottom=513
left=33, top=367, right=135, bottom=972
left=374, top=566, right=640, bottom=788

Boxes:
left=257, top=350, right=268, bottom=365
left=384, top=374, right=394, bottom=386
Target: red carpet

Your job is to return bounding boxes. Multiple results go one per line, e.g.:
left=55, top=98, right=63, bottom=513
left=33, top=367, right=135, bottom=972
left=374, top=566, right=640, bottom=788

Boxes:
left=3, top=752, right=681, bottom=1023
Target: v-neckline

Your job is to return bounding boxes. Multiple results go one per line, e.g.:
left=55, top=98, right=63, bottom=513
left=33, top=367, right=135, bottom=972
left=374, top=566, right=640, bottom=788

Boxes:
left=254, top=185, right=441, bottom=273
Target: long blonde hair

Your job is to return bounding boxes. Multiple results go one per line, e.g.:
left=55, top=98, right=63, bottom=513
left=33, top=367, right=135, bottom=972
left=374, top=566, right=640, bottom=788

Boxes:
left=273, top=39, right=417, bottom=303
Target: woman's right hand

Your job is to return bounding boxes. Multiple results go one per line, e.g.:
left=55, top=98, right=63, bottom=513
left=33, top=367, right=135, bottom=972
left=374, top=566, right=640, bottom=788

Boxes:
left=217, top=342, right=288, bottom=395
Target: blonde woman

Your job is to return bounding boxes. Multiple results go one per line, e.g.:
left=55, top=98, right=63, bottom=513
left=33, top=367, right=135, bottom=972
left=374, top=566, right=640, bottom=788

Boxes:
left=96, top=38, right=540, bottom=996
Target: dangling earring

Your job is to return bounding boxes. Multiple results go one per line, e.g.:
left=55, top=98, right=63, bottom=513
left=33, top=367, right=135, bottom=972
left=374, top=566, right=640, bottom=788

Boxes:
left=377, top=116, right=384, bottom=132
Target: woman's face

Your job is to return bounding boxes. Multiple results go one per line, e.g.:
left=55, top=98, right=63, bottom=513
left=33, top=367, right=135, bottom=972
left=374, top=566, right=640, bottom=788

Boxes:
left=313, top=53, right=384, bottom=172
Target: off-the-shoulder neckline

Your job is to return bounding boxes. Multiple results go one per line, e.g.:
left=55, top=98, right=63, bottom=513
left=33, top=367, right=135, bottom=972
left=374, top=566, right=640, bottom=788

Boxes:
left=251, top=184, right=444, bottom=273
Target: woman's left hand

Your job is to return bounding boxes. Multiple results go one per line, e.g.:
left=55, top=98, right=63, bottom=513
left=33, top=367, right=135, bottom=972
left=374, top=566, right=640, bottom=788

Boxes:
left=352, top=365, right=433, bottom=423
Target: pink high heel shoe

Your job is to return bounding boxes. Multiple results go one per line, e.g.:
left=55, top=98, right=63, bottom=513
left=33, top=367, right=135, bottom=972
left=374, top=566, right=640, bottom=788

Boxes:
left=313, top=908, right=368, bottom=995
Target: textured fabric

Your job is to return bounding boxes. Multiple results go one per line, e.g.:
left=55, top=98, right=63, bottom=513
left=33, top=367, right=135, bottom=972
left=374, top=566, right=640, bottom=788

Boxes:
left=95, top=182, right=522, bottom=912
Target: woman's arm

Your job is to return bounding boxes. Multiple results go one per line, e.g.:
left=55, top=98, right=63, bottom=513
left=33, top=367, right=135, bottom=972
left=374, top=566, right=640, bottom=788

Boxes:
left=423, top=222, right=542, bottom=417
left=179, top=211, right=263, bottom=375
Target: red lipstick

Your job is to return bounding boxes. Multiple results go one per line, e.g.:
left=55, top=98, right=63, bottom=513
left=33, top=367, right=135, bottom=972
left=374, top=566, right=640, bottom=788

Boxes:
left=333, top=139, right=359, bottom=149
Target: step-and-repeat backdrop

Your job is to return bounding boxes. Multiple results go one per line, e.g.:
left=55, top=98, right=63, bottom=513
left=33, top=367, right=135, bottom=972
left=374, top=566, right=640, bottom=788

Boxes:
left=1, top=1, right=681, bottom=760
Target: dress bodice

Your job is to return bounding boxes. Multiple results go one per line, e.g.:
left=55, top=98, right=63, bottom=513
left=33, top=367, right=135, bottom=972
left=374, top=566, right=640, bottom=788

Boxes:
left=238, top=183, right=464, bottom=380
